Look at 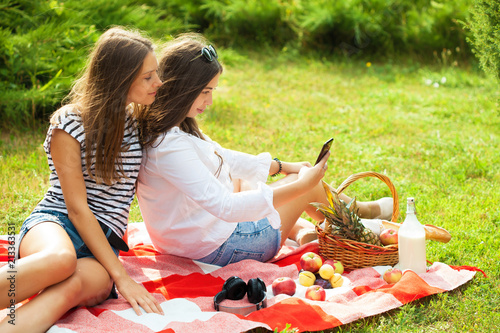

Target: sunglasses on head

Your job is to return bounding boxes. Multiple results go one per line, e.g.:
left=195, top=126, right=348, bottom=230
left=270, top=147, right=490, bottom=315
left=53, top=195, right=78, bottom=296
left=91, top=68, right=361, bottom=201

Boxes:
left=201, top=45, right=218, bottom=62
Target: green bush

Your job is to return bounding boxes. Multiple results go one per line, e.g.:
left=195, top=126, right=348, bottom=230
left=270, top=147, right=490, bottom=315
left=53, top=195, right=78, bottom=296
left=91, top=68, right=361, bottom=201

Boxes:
left=0, top=0, right=186, bottom=128
left=467, top=0, right=500, bottom=81
left=202, top=0, right=295, bottom=47
left=296, top=0, right=472, bottom=59
left=0, top=0, right=480, bottom=128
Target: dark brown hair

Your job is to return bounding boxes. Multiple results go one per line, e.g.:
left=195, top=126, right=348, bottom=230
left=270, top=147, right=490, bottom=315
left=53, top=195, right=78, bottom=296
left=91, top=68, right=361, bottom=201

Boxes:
left=140, top=33, right=223, bottom=147
left=55, top=26, right=154, bottom=184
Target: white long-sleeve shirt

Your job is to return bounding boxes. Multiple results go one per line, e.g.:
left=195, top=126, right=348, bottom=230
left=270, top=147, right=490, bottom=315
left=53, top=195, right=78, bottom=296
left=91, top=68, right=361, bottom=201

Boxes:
left=136, top=127, right=280, bottom=259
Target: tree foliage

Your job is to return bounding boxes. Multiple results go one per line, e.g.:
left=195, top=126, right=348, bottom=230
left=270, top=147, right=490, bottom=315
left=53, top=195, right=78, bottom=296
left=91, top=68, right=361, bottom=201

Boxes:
left=467, top=0, right=500, bottom=81
left=0, top=0, right=186, bottom=128
left=0, top=0, right=479, bottom=128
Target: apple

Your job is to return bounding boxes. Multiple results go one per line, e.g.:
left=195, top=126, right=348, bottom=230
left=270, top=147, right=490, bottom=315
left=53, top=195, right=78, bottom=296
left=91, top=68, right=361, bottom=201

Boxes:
left=380, top=228, right=398, bottom=246
left=318, top=264, right=334, bottom=280
left=300, top=252, right=323, bottom=273
left=383, top=268, right=402, bottom=284
left=305, top=285, right=326, bottom=301
left=272, top=277, right=296, bottom=296
left=323, top=259, right=334, bottom=266
left=298, top=270, right=316, bottom=287
left=329, top=273, right=344, bottom=288
left=324, top=259, right=344, bottom=275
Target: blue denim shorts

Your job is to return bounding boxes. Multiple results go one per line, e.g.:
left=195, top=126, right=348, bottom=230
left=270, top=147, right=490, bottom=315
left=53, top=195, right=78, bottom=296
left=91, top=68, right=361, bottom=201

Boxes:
left=197, top=218, right=281, bottom=266
left=18, top=210, right=120, bottom=260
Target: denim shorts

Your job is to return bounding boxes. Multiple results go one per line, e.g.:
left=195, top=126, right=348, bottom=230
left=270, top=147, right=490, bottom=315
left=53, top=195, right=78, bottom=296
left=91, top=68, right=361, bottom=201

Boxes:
left=18, top=210, right=120, bottom=260
left=197, top=218, right=281, bottom=266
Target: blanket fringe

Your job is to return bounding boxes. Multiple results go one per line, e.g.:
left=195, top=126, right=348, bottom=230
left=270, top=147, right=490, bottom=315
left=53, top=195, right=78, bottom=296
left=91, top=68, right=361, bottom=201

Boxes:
left=450, top=265, right=487, bottom=278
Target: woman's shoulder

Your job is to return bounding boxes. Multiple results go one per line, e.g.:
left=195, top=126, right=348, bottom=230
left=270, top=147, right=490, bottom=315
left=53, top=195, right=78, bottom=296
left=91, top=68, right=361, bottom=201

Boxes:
left=45, top=105, right=85, bottom=145
left=49, top=104, right=82, bottom=126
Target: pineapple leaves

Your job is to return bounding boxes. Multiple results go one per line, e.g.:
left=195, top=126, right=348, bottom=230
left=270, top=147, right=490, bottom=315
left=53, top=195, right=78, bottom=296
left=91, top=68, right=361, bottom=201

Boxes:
left=321, top=181, right=336, bottom=207
left=310, top=202, right=334, bottom=215
left=312, top=179, right=382, bottom=246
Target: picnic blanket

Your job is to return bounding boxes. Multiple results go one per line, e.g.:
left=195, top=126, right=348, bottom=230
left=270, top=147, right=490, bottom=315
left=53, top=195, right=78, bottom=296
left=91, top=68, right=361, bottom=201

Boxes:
left=1, top=222, right=482, bottom=332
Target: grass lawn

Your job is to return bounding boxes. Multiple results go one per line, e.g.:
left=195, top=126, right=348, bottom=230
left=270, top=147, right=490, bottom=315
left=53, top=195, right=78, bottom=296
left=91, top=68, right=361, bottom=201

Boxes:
left=1, top=52, right=499, bottom=332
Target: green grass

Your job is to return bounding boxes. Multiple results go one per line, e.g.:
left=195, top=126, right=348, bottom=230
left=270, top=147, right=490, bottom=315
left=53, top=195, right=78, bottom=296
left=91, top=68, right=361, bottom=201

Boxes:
left=1, top=52, right=499, bottom=332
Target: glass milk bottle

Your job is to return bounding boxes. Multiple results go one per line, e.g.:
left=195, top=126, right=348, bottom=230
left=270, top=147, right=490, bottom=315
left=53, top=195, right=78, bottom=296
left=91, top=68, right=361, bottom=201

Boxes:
left=398, top=197, right=427, bottom=274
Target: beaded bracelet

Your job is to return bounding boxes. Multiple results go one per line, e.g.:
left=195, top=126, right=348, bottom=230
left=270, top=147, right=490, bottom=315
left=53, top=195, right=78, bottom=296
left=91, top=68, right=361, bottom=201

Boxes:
left=271, top=157, right=282, bottom=177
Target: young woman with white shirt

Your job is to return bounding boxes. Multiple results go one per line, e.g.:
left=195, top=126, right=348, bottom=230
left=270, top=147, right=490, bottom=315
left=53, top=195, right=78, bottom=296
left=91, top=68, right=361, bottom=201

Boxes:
left=137, top=34, right=392, bottom=266
left=0, top=27, right=164, bottom=333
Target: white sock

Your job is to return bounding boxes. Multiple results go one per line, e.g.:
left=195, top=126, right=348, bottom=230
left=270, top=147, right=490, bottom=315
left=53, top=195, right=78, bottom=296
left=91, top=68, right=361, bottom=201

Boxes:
left=373, top=197, right=393, bottom=220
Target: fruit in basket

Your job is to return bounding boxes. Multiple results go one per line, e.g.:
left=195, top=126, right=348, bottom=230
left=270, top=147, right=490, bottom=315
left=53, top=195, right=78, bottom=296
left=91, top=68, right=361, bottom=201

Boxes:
left=310, top=182, right=382, bottom=246
left=272, top=277, right=296, bottom=296
left=318, top=264, right=334, bottom=280
left=383, top=268, right=402, bottom=284
left=380, top=228, right=398, bottom=245
left=298, top=271, right=316, bottom=287
left=324, top=259, right=344, bottom=275
left=329, top=273, right=344, bottom=288
left=305, top=285, right=326, bottom=301
left=300, top=252, right=323, bottom=273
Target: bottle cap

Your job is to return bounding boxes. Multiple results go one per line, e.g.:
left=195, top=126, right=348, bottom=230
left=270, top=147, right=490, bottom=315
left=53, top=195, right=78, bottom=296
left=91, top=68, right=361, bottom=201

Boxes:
left=406, top=197, right=417, bottom=215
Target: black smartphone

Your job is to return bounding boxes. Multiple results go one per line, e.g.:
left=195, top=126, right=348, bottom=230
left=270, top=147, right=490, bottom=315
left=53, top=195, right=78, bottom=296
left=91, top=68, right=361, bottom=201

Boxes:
left=314, top=138, right=334, bottom=165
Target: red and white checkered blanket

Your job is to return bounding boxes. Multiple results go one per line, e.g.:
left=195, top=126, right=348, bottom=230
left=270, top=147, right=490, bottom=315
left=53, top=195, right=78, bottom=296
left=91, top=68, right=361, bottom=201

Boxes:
left=1, top=222, right=481, bottom=332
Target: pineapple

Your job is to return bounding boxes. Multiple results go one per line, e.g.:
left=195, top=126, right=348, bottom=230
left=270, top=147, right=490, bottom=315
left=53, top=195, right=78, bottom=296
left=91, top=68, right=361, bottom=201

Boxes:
left=311, top=181, right=382, bottom=246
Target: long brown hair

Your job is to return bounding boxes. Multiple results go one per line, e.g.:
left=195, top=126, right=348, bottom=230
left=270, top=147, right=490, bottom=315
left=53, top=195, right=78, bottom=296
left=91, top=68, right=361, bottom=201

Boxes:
left=55, top=27, right=154, bottom=184
left=141, top=33, right=223, bottom=147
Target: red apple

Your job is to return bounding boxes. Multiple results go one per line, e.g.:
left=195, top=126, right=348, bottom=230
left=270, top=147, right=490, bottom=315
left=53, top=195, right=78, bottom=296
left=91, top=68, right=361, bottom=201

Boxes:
left=323, top=259, right=344, bottom=275
left=380, top=228, right=398, bottom=246
left=305, top=285, right=326, bottom=301
left=300, top=252, right=323, bottom=273
left=272, top=277, right=296, bottom=296
left=383, top=268, right=402, bottom=284
left=323, top=259, right=334, bottom=266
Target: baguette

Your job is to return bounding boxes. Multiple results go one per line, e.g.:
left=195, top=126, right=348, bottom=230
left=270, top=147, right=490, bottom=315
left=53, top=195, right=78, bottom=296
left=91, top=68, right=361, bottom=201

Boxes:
left=381, top=220, right=451, bottom=243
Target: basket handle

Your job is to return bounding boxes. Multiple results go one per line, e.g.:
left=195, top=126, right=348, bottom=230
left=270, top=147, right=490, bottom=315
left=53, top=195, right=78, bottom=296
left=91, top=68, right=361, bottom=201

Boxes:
left=334, top=171, right=399, bottom=222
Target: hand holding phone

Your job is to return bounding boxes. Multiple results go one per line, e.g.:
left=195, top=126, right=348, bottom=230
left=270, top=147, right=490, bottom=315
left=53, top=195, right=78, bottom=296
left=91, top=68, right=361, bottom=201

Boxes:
left=314, top=138, right=334, bottom=165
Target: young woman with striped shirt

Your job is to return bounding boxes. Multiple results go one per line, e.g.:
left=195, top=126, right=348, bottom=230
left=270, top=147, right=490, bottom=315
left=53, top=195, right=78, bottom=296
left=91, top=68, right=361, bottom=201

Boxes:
left=0, top=27, right=164, bottom=332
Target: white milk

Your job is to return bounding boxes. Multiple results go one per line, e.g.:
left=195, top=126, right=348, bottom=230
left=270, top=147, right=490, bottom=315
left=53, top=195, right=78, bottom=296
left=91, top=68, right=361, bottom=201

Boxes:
left=398, top=198, right=427, bottom=274
left=398, top=231, right=426, bottom=274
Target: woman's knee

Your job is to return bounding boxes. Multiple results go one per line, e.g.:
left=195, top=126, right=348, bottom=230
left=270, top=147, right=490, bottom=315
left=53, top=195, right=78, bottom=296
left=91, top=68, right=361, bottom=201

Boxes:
left=43, top=248, right=78, bottom=280
left=73, top=259, right=113, bottom=307
left=78, top=282, right=113, bottom=307
left=55, top=267, right=112, bottom=309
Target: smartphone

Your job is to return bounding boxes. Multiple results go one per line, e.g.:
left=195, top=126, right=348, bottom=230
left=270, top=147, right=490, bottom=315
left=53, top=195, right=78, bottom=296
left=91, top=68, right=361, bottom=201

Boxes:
left=314, top=138, right=334, bottom=165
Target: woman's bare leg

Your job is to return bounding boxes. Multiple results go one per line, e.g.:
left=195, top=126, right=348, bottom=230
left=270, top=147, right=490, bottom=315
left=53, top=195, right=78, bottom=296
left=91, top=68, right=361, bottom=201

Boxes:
left=288, top=217, right=316, bottom=245
left=0, top=257, right=113, bottom=333
left=233, top=174, right=391, bottom=245
left=270, top=174, right=392, bottom=245
left=273, top=175, right=328, bottom=245
left=0, top=222, right=77, bottom=309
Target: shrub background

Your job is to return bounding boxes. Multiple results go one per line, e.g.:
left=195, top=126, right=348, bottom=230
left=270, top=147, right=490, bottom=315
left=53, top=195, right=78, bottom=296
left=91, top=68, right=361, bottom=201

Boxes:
left=0, top=0, right=478, bottom=128
left=467, top=0, right=500, bottom=81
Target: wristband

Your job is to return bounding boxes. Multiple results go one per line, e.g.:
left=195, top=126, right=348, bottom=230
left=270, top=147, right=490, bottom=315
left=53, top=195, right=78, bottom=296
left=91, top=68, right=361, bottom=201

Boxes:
left=271, top=158, right=282, bottom=177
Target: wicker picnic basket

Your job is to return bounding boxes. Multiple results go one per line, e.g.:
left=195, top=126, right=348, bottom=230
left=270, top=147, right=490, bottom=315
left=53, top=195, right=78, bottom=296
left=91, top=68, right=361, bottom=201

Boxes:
left=315, top=171, right=400, bottom=269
